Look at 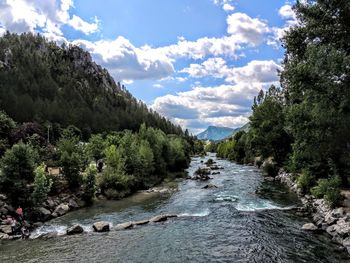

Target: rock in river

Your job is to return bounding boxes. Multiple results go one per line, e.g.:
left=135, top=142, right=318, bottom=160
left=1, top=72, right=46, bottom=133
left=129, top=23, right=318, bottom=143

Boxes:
left=302, top=223, right=318, bottom=231
left=150, top=214, right=177, bottom=223
left=93, top=221, right=110, bottom=232
left=54, top=204, right=70, bottom=216
left=67, top=224, right=84, bottom=235
left=114, top=222, right=133, bottom=231
left=202, top=184, right=218, bottom=189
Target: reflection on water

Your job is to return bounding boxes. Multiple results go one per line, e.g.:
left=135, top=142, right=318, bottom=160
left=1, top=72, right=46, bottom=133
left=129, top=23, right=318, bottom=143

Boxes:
left=1, top=153, right=349, bottom=263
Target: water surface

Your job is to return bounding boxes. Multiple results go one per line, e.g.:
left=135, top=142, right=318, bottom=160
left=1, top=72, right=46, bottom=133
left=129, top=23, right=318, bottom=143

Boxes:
left=0, top=153, right=348, bottom=262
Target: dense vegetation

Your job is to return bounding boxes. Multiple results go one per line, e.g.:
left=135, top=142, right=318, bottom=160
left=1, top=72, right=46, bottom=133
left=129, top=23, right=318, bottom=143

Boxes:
left=0, top=33, right=202, bottom=219
left=0, top=32, right=184, bottom=140
left=217, top=0, right=350, bottom=207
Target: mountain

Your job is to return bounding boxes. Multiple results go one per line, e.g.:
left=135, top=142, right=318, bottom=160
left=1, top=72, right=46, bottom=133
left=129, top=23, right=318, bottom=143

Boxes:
left=197, top=126, right=235, bottom=141
left=0, top=32, right=183, bottom=139
left=197, top=123, right=250, bottom=141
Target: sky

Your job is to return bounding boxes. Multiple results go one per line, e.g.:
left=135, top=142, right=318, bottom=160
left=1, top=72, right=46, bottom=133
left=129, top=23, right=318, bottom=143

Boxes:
left=0, top=0, right=297, bottom=134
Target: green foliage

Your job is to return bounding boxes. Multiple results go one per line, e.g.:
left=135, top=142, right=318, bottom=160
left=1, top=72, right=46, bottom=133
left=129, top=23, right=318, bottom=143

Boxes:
left=297, top=171, right=315, bottom=194
left=99, top=145, right=128, bottom=195
left=32, top=163, right=52, bottom=205
left=311, top=177, right=343, bottom=208
left=0, top=111, right=16, bottom=156
left=281, top=0, right=350, bottom=183
left=82, top=165, right=97, bottom=204
left=86, top=134, right=106, bottom=165
left=57, top=128, right=87, bottom=189
left=0, top=32, right=185, bottom=137
left=0, top=142, right=37, bottom=206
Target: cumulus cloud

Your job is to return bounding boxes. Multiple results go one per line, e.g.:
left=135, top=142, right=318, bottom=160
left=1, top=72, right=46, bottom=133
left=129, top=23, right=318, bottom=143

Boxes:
left=0, top=0, right=99, bottom=39
left=213, top=0, right=235, bottom=12
left=181, top=59, right=281, bottom=84
left=152, top=82, right=265, bottom=133
left=227, top=13, right=269, bottom=45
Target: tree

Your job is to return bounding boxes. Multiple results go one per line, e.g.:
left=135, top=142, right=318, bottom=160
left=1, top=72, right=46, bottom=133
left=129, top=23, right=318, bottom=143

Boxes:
left=82, top=165, right=97, bottom=204
left=57, top=128, right=86, bottom=189
left=281, top=0, right=350, bottom=184
left=0, top=111, right=16, bottom=156
left=86, top=134, right=106, bottom=166
left=0, top=142, right=37, bottom=206
left=32, top=163, right=52, bottom=205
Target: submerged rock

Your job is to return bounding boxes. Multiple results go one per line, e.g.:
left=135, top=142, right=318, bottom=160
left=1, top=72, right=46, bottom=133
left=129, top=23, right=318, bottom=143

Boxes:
left=302, top=223, right=318, bottom=231
left=150, top=214, right=177, bottom=223
left=67, top=225, right=84, bottom=235
left=93, top=221, right=110, bottom=232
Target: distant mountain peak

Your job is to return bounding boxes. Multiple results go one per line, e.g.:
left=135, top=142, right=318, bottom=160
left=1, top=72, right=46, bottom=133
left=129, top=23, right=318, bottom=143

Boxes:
left=196, top=124, right=250, bottom=141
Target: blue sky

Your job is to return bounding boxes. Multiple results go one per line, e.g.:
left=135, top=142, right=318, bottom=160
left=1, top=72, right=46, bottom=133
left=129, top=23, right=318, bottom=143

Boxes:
left=0, top=0, right=297, bottom=134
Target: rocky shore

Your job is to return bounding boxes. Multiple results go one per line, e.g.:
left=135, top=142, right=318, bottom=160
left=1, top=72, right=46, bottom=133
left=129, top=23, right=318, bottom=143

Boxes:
left=276, top=170, right=350, bottom=254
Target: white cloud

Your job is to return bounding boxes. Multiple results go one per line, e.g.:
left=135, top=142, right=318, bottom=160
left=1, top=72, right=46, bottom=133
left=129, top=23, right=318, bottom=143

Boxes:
left=223, top=3, right=235, bottom=12
left=153, top=83, right=163, bottom=88
left=181, top=59, right=281, bottom=84
left=152, top=82, right=264, bottom=133
left=0, top=0, right=99, bottom=38
left=68, top=15, right=99, bottom=35
left=227, top=13, right=269, bottom=45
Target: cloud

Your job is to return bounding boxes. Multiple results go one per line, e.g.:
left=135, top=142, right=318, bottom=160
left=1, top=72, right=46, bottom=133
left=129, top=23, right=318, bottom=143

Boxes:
left=153, top=83, right=163, bottom=88
left=0, top=0, right=99, bottom=39
left=181, top=59, right=281, bottom=84
left=73, top=37, right=175, bottom=80
left=152, top=82, right=264, bottom=133
left=227, top=13, right=269, bottom=45
left=213, top=0, right=235, bottom=12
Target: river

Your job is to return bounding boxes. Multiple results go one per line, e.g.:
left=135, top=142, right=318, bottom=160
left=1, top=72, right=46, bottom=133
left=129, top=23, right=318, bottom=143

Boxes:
left=0, top=153, right=349, bottom=262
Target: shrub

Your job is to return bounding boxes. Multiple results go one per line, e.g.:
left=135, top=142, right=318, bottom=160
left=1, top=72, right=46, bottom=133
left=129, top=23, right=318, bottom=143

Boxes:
left=32, top=163, right=52, bottom=205
left=311, top=176, right=343, bottom=208
left=297, top=171, right=315, bottom=194
left=82, top=165, right=97, bottom=204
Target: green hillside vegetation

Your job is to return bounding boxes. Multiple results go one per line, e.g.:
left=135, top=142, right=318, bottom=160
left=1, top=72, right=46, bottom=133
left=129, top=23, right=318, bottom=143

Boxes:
left=0, top=33, right=203, bottom=220
left=216, top=0, right=350, bottom=207
left=0, top=32, right=184, bottom=140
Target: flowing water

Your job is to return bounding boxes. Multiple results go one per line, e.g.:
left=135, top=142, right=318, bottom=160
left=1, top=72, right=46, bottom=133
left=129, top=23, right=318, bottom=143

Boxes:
left=1, top=153, right=349, bottom=262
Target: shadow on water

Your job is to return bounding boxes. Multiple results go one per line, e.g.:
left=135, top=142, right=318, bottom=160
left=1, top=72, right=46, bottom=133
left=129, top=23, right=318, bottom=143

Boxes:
left=1, top=153, right=349, bottom=263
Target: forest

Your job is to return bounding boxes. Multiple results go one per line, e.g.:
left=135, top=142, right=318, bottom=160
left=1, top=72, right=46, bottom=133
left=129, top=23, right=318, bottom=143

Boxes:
left=0, top=33, right=203, bottom=220
left=216, top=0, right=350, bottom=207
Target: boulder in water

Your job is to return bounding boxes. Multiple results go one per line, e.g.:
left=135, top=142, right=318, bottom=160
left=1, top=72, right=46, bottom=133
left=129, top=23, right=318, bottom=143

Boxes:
left=302, top=223, right=318, bottom=231
left=114, top=222, right=133, bottom=231
left=54, top=204, right=70, bottom=216
left=132, top=219, right=149, bottom=226
left=68, top=199, right=79, bottom=209
left=37, top=207, right=52, bottom=221
left=150, top=214, right=177, bottom=223
left=202, top=184, right=218, bottom=189
left=67, top=224, right=84, bottom=235
left=93, top=221, right=110, bottom=232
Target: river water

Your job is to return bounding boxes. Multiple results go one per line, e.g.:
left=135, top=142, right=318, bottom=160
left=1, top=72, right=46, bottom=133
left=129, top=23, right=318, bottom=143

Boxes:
left=0, top=153, right=349, bottom=262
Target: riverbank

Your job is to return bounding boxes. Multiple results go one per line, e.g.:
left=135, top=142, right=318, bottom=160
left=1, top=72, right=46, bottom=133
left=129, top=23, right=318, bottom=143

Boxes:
left=276, top=170, right=350, bottom=254
left=0, top=176, right=181, bottom=240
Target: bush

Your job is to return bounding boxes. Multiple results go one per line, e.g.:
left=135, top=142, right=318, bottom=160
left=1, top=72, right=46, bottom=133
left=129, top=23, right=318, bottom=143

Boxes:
left=311, top=176, right=343, bottom=208
left=32, top=163, right=52, bottom=205
left=0, top=142, right=37, bottom=206
left=297, top=171, right=315, bottom=194
left=82, top=165, right=97, bottom=204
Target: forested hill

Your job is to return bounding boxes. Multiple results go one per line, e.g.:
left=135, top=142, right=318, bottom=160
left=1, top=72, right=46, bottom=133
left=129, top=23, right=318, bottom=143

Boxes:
left=0, top=32, right=183, bottom=138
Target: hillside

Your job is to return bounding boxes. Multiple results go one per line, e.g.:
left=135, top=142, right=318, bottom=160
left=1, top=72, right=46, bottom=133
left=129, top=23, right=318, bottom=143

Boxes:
left=0, top=32, right=183, bottom=139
